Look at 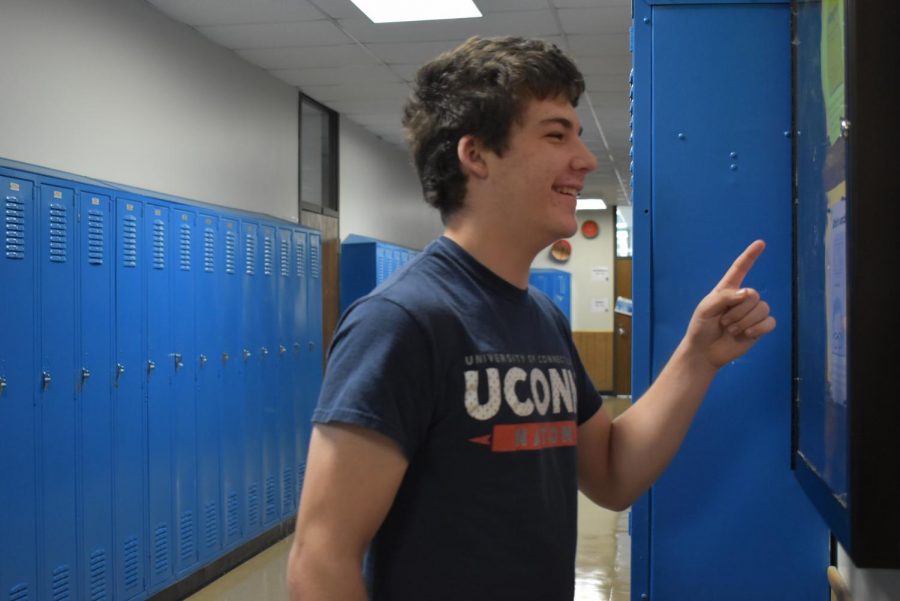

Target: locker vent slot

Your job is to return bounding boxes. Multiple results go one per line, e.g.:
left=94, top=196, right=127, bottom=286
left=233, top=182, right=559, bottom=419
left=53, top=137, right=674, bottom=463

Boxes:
left=244, top=232, right=256, bottom=276
left=204, top=502, right=219, bottom=550
left=280, top=238, right=290, bottom=277
left=51, top=564, right=71, bottom=600
left=87, top=209, right=104, bottom=265
left=377, top=253, right=385, bottom=283
left=297, top=462, right=306, bottom=499
left=88, top=549, right=108, bottom=601
left=153, top=524, right=169, bottom=575
left=265, top=475, right=277, bottom=520
left=247, top=483, right=259, bottom=525
left=152, top=220, right=166, bottom=270
left=204, top=228, right=215, bottom=273
left=48, top=203, right=68, bottom=263
left=263, top=235, right=273, bottom=276
left=179, top=223, right=191, bottom=271
left=225, top=230, right=236, bottom=275
left=226, top=491, right=240, bottom=539
left=179, top=511, right=195, bottom=564
left=295, top=241, right=305, bottom=277
left=122, top=215, right=138, bottom=268
left=5, top=195, right=26, bottom=260
left=282, top=468, right=293, bottom=514
left=310, top=241, right=320, bottom=278
left=9, top=582, right=29, bottom=601
left=123, top=536, right=140, bottom=589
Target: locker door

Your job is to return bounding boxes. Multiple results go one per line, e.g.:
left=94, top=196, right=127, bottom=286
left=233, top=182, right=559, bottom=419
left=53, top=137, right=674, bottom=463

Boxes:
left=375, top=243, right=386, bottom=284
left=277, top=227, right=295, bottom=518
left=38, top=182, right=79, bottom=601
left=78, top=191, right=114, bottom=600
left=307, top=232, right=323, bottom=412
left=196, top=213, right=223, bottom=563
left=292, top=229, right=309, bottom=506
left=260, top=224, right=280, bottom=526
left=146, top=202, right=173, bottom=590
left=221, top=218, right=243, bottom=547
left=113, top=197, right=146, bottom=600
left=241, top=221, right=262, bottom=536
left=171, top=208, right=198, bottom=574
left=0, top=173, right=38, bottom=601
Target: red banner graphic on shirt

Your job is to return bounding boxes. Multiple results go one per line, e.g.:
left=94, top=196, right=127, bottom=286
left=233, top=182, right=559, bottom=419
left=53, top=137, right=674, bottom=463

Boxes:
left=468, top=420, right=577, bottom=452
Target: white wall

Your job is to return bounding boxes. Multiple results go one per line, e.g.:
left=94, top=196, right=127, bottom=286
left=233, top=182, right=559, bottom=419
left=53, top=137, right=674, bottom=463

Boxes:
left=0, top=0, right=299, bottom=222
left=838, top=547, right=900, bottom=601
left=338, top=117, right=442, bottom=250
left=531, top=209, right=616, bottom=331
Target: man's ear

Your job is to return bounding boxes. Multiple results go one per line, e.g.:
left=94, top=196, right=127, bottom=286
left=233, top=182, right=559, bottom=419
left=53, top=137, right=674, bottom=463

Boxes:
left=457, top=135, right=489, bottom=179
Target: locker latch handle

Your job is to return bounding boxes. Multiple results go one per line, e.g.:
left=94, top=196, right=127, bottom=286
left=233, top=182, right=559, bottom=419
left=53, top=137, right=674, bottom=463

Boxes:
left=147, top=360, right=156, bottom=373
left=199, top=354, right=208, bottom=367
left=0, top=376, right=6, bottom=396
left=174, top=353, right=184, bottom=370
left=42, top=371, right=52, bottom=390
left=242, top=349, right=252, bottom=360
left=308, top=341, right=315, bottom=351
left=261, top=347, right=269, bottom=357
left=279, top=345, right=287, bottom=355
left=293, top=342, right=301, bottom=353
left=116, top=364, right=125, bottom=379
left=81, top=368, right=91, bottom=382
left=222, top=352, right=230, bottom=362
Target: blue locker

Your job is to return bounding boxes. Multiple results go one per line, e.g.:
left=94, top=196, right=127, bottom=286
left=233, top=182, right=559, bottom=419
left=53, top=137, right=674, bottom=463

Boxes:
left=220, top=218, right=244, bottom=548
left=340, top=236, right=418, bottom=314
left=292, top=229, right=310, bottom=505
left=38, top=181, right=79, bottom=601
left=307, top=232, right=323, bottom=411
left=0, top=173, right=38, bottom=601
left=113, top=196, right=147, bottom=600
left=277, top=227, right=296, bottom=518
left=529, top=268, right=571, bottom=323
left=146, top=202, right=174, bottom=590
left=172, top=208, right=199, bottom=575
left=78, top=190, right=114, bottom=600
left=196, top=213, right=223, bottom=563
left=241, top=221, right=263, bottom=536
left=260, top=224, right=280, bottom=527
left=630, top=2, right=829, bottom=599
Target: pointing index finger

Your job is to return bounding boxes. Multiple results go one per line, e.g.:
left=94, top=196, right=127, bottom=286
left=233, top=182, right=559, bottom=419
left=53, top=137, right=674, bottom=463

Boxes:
left=715, top=240, right=766, bottom=291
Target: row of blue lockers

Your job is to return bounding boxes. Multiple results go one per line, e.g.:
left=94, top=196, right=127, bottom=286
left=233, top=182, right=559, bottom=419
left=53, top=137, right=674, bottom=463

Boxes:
left=0, top=160, right=323, bottom=601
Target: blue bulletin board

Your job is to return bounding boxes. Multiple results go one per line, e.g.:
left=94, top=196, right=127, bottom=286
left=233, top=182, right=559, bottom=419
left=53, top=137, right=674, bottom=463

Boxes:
left=792, top=0, right=900, bottom=568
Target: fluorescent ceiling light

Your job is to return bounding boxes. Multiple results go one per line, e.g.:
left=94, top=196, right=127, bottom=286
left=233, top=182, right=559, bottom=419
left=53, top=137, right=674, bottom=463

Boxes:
left=576, top=198, right=607, bottom=211
left=350, top=0, right=482, bottom=23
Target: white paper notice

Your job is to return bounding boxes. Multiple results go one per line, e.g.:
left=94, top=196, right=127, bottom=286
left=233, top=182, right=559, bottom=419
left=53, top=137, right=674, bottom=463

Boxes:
left=591, top=298, right=610, bottom=313
left=591, top=266, right=610, bottom=282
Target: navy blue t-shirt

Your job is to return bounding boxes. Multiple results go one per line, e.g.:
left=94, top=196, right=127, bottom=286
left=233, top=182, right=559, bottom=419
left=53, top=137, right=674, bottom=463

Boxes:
left=313, top=236, right=603, bottom=600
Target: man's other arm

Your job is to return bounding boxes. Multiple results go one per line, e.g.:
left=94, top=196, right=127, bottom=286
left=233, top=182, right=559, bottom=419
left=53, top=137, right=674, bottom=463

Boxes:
left=287, top=423, right=408, bottom=600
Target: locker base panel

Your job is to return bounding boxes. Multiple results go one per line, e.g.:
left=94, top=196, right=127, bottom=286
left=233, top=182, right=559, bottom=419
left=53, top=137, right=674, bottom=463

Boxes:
left=149, top=517, right=296, bottom=601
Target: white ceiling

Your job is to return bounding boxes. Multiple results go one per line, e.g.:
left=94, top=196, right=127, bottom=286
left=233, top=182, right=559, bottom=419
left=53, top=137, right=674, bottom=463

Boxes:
left=145, top=0, right=634, bottom=205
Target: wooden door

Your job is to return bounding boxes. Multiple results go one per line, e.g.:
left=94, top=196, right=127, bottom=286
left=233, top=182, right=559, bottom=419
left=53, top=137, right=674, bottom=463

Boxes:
left=614, top=257, right=632, bottom=395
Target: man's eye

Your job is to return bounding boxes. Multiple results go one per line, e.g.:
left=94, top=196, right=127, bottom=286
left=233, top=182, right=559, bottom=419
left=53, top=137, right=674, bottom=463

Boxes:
left=547, top=133, right=564, bottom=140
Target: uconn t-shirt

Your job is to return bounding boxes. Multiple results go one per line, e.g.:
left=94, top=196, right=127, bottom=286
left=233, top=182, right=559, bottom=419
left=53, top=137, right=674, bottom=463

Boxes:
left=313, top=236, right=603, bottom=601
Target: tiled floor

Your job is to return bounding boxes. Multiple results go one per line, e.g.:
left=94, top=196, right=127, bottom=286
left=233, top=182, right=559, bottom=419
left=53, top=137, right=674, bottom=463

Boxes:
left=189, top=398, right=633, bottom=601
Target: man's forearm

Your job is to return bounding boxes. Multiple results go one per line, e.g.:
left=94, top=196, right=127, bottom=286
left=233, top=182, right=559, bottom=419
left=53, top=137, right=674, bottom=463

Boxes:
left=287, top=547, right=368, bottom=601
left=606, top=340, right=718, bottom=506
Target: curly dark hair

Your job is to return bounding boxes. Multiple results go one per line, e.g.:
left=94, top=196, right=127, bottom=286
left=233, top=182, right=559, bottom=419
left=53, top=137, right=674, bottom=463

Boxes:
left=402, top=36, right=586, bottom=223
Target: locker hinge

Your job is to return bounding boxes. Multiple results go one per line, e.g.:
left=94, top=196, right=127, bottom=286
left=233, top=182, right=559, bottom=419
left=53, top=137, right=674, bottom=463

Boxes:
left=0, top=376, right=6, bottom=396
left=147, top=360, right=156, bottom=374
left=173, top=353, right=184, bottom=370
left=41, top=371, right=52, bottom=390
left=81, top=368, right=91, bottom=383
left=199, top=354, right=208, bottom=367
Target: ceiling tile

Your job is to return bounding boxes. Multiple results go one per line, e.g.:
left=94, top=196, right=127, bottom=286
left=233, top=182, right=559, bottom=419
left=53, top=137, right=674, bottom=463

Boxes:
left=147, top=0, right=323, bottom=26
left=197, top=19, right=350, bottom=49
left=552, top=0, right=628, bottom=8
left=574, top=55, right=631, bottom=77
left=557, top=7, right=631, bottom=35
left=305, top=0, right=368, bottom=20
left=477, top=0, right=551, bottom=12
left=238, top=44, right=380, bottom=69
left=300, top=81, right=411, bottom=103
left=566, top=33, right=630, bottom=57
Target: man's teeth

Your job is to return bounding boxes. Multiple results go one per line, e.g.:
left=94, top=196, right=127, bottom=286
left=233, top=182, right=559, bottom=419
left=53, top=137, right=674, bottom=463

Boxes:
left=553, top=187, right=578, bottom=197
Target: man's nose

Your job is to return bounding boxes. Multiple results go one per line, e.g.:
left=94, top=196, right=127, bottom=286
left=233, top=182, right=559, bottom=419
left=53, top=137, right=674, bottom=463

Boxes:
left=573, top=139, right=599, bottom=173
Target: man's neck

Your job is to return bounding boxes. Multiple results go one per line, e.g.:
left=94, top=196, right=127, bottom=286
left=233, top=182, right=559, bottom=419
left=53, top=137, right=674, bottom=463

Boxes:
left=442, top=219, right=543, bottom=290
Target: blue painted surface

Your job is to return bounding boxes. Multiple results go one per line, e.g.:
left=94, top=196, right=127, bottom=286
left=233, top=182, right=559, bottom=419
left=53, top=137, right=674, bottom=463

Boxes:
left=0, top=173, right=38, bottom=601
left=339, top=235, right=417, bottom=315
left=0, top=158, right=323, bottom=600
left=529, top=268, right=571, bottom=323
left=630, top=2, right=829, bottom=599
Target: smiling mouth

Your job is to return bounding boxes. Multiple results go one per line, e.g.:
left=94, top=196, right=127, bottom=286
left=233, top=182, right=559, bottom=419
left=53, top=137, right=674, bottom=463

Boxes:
left=552, top=186, right=580, bottom=198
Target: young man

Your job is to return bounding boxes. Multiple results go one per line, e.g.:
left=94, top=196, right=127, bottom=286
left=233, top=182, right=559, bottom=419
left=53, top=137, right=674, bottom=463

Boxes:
left=287, top=37, right=774, bottom=600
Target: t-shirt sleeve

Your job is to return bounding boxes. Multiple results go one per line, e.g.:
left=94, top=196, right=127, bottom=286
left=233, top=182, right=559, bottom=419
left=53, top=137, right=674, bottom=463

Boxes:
left=312, top=296, right=434, bottom=458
